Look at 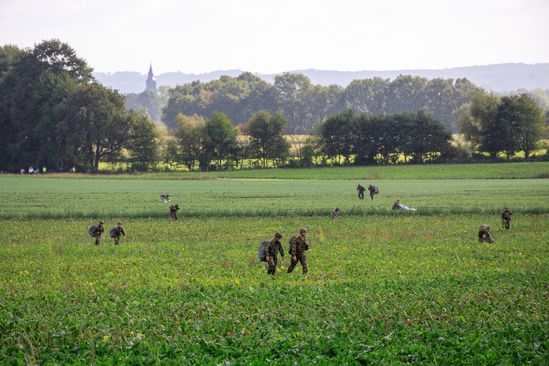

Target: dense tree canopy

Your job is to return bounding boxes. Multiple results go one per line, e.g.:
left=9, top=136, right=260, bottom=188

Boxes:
left=161, top=73, right=481, bottom=133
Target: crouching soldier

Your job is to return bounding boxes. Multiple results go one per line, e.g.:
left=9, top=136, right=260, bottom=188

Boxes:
left=501, top=207, right=512, bottom=230
left=357, top=184, right=366, bottom=199
left=170, top=204, right=180, bottom=220
left=109, top=222, right=125, bottom=245
left=287, top=228, right=309, bottom=275
left=368, top=185, right=379, bottom=200
left=266, top=232, right=284, bottom=275
left=330, top=208, right=341, bottom=219
left=88, top=221, right=104, bottom=245
left=478, top=224, right=495, bottom=243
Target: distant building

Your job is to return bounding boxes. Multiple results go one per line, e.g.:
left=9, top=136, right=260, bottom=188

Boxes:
left=145, top=64, right=157, bottom=94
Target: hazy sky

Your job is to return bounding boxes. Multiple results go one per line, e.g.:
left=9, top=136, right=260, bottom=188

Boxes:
left=1, top=0, right=548, bottom=74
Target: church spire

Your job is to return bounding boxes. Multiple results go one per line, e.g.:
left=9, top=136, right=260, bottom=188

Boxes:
left=145, top=63, right=157, bottom=94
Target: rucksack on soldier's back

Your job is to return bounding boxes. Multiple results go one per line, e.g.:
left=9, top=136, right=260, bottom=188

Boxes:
left=258, top=240, right=269, bottom=262
left=88, top=225, right=97, bottom=237
left=288, top=236, right=297, bottom=255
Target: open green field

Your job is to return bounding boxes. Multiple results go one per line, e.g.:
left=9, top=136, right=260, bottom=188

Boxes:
left=0, top=164, right=548, bottom=364
left=20, top=161, right=549, bottom=180
left=1, top=176, right=549, bottom=219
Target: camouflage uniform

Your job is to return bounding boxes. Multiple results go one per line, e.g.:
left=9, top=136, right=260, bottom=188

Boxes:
left=501, top=208, right=512, bottom=230
left=357, top=185, right=366, bottom=199
left=89, top=222, right=104, bottom=245
left=368, top=185, right=379, bottom=200
left=170, top=204, right=180, bottom=220
left=266, top=237, right=284, bottom=275
left=109, top=224, right=125, bottom=245
left=478, top=224, right=495, bottom=243
left=287, top=234, right=309, bottom=275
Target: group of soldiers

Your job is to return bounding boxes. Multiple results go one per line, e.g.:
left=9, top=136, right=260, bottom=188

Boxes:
left=259, top=228, right=310, bottom=276
left=88, top=221, right=126, bottom=245
left=478, top=207, right=513, bottom=243
left=357, top=184, right=379, bottom=200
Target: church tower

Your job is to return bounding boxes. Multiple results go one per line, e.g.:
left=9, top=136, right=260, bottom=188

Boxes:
left=145, top=64, right=157, bottom=94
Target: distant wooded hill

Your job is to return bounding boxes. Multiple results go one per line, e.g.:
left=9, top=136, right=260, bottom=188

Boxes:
left=95, top=63, right=549, bottom=94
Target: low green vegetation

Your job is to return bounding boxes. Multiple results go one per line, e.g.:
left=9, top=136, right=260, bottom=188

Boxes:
left=0, top=175, right=548, bottom=219
left=0, top=164, right=547, bottom=364
left=1, top=216, right=547, bottom=364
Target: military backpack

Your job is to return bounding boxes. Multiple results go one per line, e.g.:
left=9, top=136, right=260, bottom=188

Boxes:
left=258, top=240, right=269, bottom=262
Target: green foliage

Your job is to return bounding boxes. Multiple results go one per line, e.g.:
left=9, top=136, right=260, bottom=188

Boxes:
left=0, top=215, right=547, bottom=364
left=460, top=93, right=545, bottom=159
left=1, top=172, right=548, bottom=219
left=203, top=112, right=239, bottom=169
left=247, top=111, right=290, bottom=167
left=127, top=112, right=159, bottom=171
left=162, top=73, right=480, bottom=133
left=318, top=110, right=452, bottom=165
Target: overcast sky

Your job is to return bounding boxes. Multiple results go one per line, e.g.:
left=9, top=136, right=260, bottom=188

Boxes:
left=1, top=0, right=548, bottom=74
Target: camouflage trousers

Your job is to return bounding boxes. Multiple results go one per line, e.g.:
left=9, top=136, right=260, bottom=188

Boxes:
left=267, top=257, right=279, bottom=275
left=94, top=235, right=101, bottom=245
left=111, top=235, right=121, bottom=245
left=358, top=192, right=364, bottom=199
left=287, top=255, right=308, bottom=275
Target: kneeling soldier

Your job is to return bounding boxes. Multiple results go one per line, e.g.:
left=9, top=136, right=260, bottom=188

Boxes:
left=287, top=228, right=309, bottom=275
left=109, top=222, right=125, bottom=245
left=478, top=224, right=495, bottom=243
left=88, top=221, right=104, bottom=245
left=170, top=204, right=180, bottom=220
left=266, top=232, right=284, bottom=275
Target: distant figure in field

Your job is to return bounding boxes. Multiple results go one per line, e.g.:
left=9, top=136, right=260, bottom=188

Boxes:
left=170, top=204, right=180, bottom=220
left=501, top=207, right=512, bottom=230
left=357, top=184, right=366, bottom=200
left=88, top=221, right=105, bottom=245
left=109, top=222, right=126, bottom=245
left=478, top=224, right=495, bottom=243
left=330, top=208, right=341, bottom=219
left=392, top=200, right=416, bottom=211
left=20, top=168, right=25, bottom=174
left=368, top=185, right=379, bottom=200
left=160, top=193, right=170, bottom=203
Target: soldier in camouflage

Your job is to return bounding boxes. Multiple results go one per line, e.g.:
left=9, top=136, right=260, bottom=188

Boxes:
left=287, top=228, right=309, bottom=275
left=170, top=204, right=180, bottom=220
left=89, top=221, right=105, bottom=245
left=266, top=232, right=284, bottom=275
left=478, top=224, right=495, bottom=243
left=357, top=184, right=366, bottom=200
left=109, top=222, right=126, bottom=245
left=501, top=207, right=512, bottom=230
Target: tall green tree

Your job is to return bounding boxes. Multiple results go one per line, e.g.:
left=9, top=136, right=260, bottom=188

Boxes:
left=318, top=109, right=356, bottom=164
left=202, top=112, right=239, bottom=169
left=247, top=111, right=290, bottom=167
left=495, top=95, right=545, bottom=159
left=175, top=114, right=207, bottom=171
left=57, top=83, right=132, bottom=171
left=127, top=112, right=159, bottom=171
left=0, top=39, right=92, bottom=171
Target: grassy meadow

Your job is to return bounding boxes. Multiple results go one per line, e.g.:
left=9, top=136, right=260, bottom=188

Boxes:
left=0, top=163, right=548, bottom=364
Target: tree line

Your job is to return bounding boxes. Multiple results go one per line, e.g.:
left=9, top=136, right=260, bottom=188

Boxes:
left=0, top=40, right=159, bottom=172
left=160, top=72, right=481, bottom=133
left=0, top=40, right=546, bottom=173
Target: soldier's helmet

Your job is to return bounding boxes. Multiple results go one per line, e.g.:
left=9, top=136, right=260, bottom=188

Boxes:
left=99, top=221, right=104, bottom=225
left=274, top=232, right=282, bottom=238
left=117, top=222, right=123, bottom=225
left=300, top=227, right=308, bottom=234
